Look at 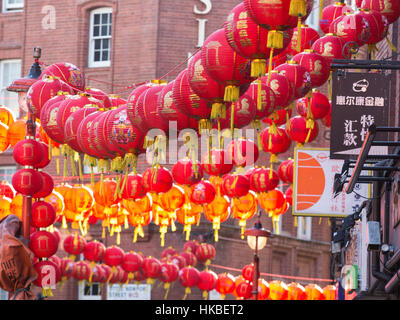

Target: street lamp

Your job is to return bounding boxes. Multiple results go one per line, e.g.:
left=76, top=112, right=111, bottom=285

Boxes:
left=244, top=212, right=271, bottom=300
left=6, top=47, right=42, bottom=240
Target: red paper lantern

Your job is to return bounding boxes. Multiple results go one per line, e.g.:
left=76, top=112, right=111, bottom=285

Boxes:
left=198, top=270, right=217, bottom=299
left=201, top=149, right=233, bottom=177
left=90, top=265, right=107, bottom=283
left=31, top=201, right=56, bottom=228
left=110, top=95, right=127, bottom=108
left=311, top=34, right=351, bottom=65
left=286, top=116, right=319, bottom=145
left=83, top=241, right=106, bottom=264
left=183, top=240, right=201, bottom=254
left=85, top=87, right=112, bottom=110
left=242, top=263, right=255, bottom=282
left=263, top=71, right=295, bottom=109
left=322, top=101, right=332, bottom=128
left=122, top=251, right=144, bottom=275
left=172, top=68, right=212, bottom=129
left=226, top=138, right=259, bottom=168
left=258, top=188, right=286, bottom=215
left=0, top=181, right=14, bottom=198
left=73, top=261, right=92, bottom=282
left=172, top=158, right=203, bottom=187
left=323, top=285, right=337, bottom=300
left=219, top=93, right=256, bottom=130
left=286, top=25, right=320, bottom=57
left=60, top=258, right=76, bottom=282
left=275, top=61, right=312, bottom=99
left=63, top=233, right=86, bottom=260
left=190, top=180, right=216, bottom=205
left=329, top=13, right=371, bottom=48
left=224, top=3, right=292, bottom=77
left=179, top=267, right=200, bottom=298
left=127, top=83, right=153, bottom=132
left=361, top=0, right=400, bottom=24
left=215, top=273, right=236, bottom=299
left=278, top=159, right=293, bottom=184
left=157, top=80, right=191, bottom=131
left=357, top=9, right=389, bottom=45
left=64, top=106, right=98, bottom=153
left=159, top=262, right=180, bottom=298
left=245, top=81, right=276, bottom=121
left=286, top=159, right=294, bottom=184
left=41, top=62, right=85, bottom=92
left=29, top=230, right=59, bottom=258
left=187, top=51, right=225, bottom=115
left=104, top=104, right=143, bottom=155
left=32, top=171, right=54, bottom=199
left=40, top=93, right=72, bottom=144
left=104, top=246, right=125, bottom=268
left=201, top=28, right=252, bottom=104
left=142, top=166, right=173, bottom=194
left=285, top=186, right=293, bottom=206
left=142, top=257, right=162, bottom=282
left=222, top=173, right=250, bottom=198
left=296, top=90, right=330, bottom=120
left=260, top=126, right=291, bottom=156
left=292, top=50, right=330, bottom=88
left=33, top=260, right=61, bottom=289
left=12, top=168, right=43, bottom=196
left=180, top=251, right=198, bottom=267
left=136, top=83, right=169, bottom=133
left=320, top=2, right=354, bottom=34
left=170, top=254, right=187, bottom=269
left=121, top=174, right=145, bottom=200
left=236, top=279, right=253, bottom=300
left=195, top=243, right=216, bottom=266
left=26, top=77, right=74, bottom=118
left=12, top=139, right=44, bottom=167
left=249, top=167, right=279, bottom=193
left=263, top=107, right=292, bottom=126
left=35, top=142, right=51, bottom=169
left=161, top=247, right=179, bottom=260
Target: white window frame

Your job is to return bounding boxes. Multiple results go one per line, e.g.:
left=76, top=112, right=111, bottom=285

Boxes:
left=0, top=165, right=16, bottom=184
left=78, top=281, right=102, bottom=300
left=2, top=0, right=24, bottom=12
left=297, top=216, right=312, bottom=240
left=0, top=59, right=21, bottom=120
left=305, top=0, right=320, bottom=32
left=88, top=7, right=112, bottom=68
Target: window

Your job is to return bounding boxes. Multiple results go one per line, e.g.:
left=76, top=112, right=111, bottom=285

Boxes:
left=78, top=282, right=102, bottom=300
left=0, top=165, right=16, bottom=184
left=0, top=289, right=8, bottom=300
left=297, top=216, right=312, bottom=240
left=89, top=8, right=112, bottom=68
left=0, top=60, right=21, bottom=120
left=2, top=0, right=23, bottom=12
left=305, top=0, right=320, bottom=32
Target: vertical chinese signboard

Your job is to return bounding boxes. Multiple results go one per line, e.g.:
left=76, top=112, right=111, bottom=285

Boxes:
left=293, top=147, right=370, bottom=218
left=330, top=71, right=390, bottom=160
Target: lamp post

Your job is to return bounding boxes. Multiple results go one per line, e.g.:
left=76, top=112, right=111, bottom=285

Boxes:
left=6, top=47, right=42, bottom=240
left=244, top=211, right=271, bottom=300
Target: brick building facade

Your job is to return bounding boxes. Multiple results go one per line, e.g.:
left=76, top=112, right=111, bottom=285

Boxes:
left=0, top=0, right=340, bottom=300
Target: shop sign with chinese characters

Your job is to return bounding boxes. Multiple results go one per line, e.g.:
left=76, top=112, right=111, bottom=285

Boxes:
left=330, top=71, right=389, bottom=160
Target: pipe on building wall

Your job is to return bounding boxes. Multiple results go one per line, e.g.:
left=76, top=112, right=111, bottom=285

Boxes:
left=385, top=269, right=400, bottom=293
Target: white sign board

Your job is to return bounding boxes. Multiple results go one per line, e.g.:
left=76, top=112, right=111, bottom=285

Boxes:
left=107, top=284, right=151, bottom=300
left=293, top=147, right=370, bottom=218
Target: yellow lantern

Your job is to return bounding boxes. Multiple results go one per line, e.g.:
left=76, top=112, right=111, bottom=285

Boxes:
left=203, top=195, right=230, bottom=241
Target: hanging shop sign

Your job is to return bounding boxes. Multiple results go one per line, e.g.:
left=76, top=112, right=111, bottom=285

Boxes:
left=330, top=71, right=390, bottom=160
left=293, top=147, right=370, bottom=218
left=107, top=284, right=151, bottom=300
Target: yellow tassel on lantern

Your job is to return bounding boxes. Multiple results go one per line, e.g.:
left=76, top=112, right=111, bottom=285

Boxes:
left=183, top=287, right=191, bottom=300
left=224, top=84, right=240, bottom=102
left=210, top=102, right=226, bottom=120
left=251, top=59, right=267, bottom=78
left=213, top=217, right=221, bottom=242
left=42, top=287, right=53, bottom=297
left=386, top=36, right=397, bottom=52
left=160, top=225, right=168, bottom=247
left=198, top=119, right=212, bottom=132
left=267, top=31, right=283, bottom=49
left=294, top=216, right=298, bottom=227
left=164, top=282, right=171, bottom=300
left=289, top=0, right=307, bottom=17
left=251, top=119, right=263, bottom=151
left=202, top=290, right=209, bottom=300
